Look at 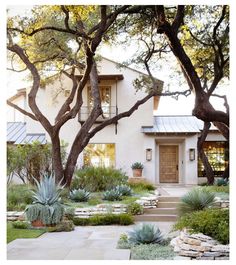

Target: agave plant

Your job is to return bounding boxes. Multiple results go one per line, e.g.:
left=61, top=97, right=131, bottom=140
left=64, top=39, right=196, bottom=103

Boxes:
left=179, top=188, right=215, bottom=215
left=128, top=223, right=163, bottom=245
left=69, top=189, right=90, bottom=202
left=25, top=174, right=64, bottom=225
left=103, top=189, right=122, bottom=201
left=115, top=185, right=132, bottom=196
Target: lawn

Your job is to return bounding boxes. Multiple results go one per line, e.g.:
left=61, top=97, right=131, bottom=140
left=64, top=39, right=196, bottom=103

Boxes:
left=7, top=222, right=45, bottom=243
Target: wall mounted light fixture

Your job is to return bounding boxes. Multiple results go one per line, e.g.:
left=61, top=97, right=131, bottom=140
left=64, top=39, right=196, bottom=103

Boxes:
left=189, top=148, right=195, bottom=161
left=146, top=148, right=152, bottom=161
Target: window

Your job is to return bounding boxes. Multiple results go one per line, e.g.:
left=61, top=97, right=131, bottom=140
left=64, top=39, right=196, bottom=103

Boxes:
left=84, top=143, right=115, bottom=167
left=198, top=141, right=229, bottom=177
left=88, top=86, right=111, bottom=118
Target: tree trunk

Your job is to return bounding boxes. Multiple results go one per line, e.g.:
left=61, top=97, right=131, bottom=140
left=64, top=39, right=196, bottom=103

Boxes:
left=222, top=164, right=229, bottom=180
left=197, top=122, right=215, bottom=185
left=51, top=133, right=64, bottom=183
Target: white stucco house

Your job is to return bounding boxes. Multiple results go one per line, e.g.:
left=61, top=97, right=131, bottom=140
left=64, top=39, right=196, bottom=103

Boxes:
left=7, top=57, right=228, bottom=185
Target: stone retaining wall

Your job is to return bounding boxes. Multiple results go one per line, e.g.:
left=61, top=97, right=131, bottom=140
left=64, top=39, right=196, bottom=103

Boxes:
left=171, top=230, right=229, bottom=260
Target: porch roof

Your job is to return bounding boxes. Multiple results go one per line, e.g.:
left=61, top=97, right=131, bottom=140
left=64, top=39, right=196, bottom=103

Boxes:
left=141, top=115, right=218, bottom=134
left=7, top=122, right=46, bottom=144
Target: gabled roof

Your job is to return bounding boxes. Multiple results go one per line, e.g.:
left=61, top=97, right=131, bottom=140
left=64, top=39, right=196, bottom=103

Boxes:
left=7, top=88, right=26, bottom=102
left=7, top=122, right=46, bottom=144
left=141, top=115, right=218, bottom=134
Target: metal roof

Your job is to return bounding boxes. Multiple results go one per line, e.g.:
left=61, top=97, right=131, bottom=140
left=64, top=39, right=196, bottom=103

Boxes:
left=7, top=122, right=46, bottom=144
left=141, top=116, right=218, bottom=134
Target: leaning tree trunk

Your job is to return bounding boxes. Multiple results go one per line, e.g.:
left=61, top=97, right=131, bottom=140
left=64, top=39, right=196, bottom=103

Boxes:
left=197, top=122, right=215, bottom=185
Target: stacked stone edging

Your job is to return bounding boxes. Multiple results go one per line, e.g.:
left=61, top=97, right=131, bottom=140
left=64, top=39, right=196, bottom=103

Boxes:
left=171, top=230, right=229, bottom=260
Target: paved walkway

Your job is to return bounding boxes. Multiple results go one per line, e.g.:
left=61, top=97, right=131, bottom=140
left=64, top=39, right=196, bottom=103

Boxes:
left=158, top=185, right=196, bottom=197
left=7, top=222, right=174, bottom=260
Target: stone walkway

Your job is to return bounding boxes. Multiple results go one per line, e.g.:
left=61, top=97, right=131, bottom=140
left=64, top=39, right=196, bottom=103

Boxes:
left=158, top=185, right=196, bottom=197
left=7, top=222, right=174, bottom=260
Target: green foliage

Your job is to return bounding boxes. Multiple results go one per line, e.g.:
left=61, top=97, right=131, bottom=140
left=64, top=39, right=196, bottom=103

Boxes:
left=179, top=188, right=215, bottom=215
left=87, top=197, right=102, bottom=206
left=131, top=244, right=175, bottom=260
left=203, top=185, right=229, bottom=194
left=7, top=142, right=67, bottom=185
left=174, top=208, right=229, bottom=244
left=7, top=184, right=33, bottom=210
left=103, top=189, right=122, bottom=201
left=69, top=189, right=90, bottom=202
left=131, top=162, right=144, bottom=169
left=7, top=222, right=45, bottom=243
left=115, top=185, right=132, bottom=196
left=129, top=181, right=156, bottom=192
left=12, top=221, right=30, bottom=229
left=216, top=178, right=228, bottom=186
left=117, top=233, right=133, bottom=249
left=47, top=220, right=75, bottom=232
left=72, top=213, right=134, bottom=226
left=72, top=167, right=128, bottom=192
left=127, top=202, right=144, bottom=215
left=128, top=223, right=163, bottom=245
left=64, top=207, right=75, bottom=220
left=25, top=203, right=64, bottom=225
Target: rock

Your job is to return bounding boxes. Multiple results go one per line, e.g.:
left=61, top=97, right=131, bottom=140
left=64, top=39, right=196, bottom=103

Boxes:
left=211, top=245, right=229, bottom=253
left=180, top=243, right=206, bottom=252
left=196, top=256, right=214, bottom=260
left=201, top=251, right=222, bottom=257
left=179, top=250, right=201, bottom=258
left=215, top=256, right=230, bottom=260
left=174, top=246, right=181, bottom=252
left=173, top=255, right=191, bottom=260
left=189, top=233, right=212, bottom=242
left=183, top=237, right=201, bottom=246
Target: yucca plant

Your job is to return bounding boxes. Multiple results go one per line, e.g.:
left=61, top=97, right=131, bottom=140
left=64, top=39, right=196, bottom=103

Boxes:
left=115, top=185, right=132, bottom=196
left=179, top=188, right=215, bottom=215
left=25, top=174, right=65, bottom=226
left=128, top=223, right=163, bottom=245
left=103, top=189, right=122, bottom=201
left=69, top=189, right=90, bottom=202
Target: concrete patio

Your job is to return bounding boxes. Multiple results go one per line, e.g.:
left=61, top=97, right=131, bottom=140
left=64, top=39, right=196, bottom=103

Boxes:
left=7, top=222, right=174, bottom=260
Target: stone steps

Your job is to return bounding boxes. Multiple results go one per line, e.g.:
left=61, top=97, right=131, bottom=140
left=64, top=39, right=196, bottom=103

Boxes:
left=134, top=214, right=178, bottom=222
left=158, top=196, right=181, bottom=202
left=144, top=207, right=178, bottom=215
left=157, top=202, right=180, bottom=208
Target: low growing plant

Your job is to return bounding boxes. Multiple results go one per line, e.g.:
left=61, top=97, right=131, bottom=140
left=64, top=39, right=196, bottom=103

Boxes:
left=174, top=208, right=229, bottom=244
left=127, top=202, right=144, bottom=215
left=178, top=188, right=215, bottom=215
left=47, top=220, right=75, bottom=232
left=64, top=207, right=75, bottom=220
left=128, top=223, right=163, bottom=245
left=103, top=189, right=122, bottom=201
left=12, top=221, right=30, bottom=229
left=115, top=185, right=132, bottom=196
left=69, top=189, right=90, bottom=202
left=216, top=178, right=228, bottom=186
left=129, top=181, right=156, bottom=191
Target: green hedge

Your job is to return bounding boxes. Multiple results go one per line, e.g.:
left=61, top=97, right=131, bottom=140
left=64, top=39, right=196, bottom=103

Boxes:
left=174, top=208, right=229, bottom=244
left=72, top=167, right=128, bottom=192
left=72, top=213, right=134, bottom=226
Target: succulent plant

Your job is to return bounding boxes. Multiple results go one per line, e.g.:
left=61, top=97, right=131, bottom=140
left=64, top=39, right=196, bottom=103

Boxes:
left=179, top=188, right=215, bottom=214
left=128, top=223, right=163, bottom=245
left=115, top=185, right=132, bottom=196
left=25, top=174, right=64, bottom=225
left=32, top=174, right=64, bottom=205
left=103, top=189, right=122, bottom=201
left=69, top=189, right=90, bottom=202
left=131, top=162, right=144, bottom=170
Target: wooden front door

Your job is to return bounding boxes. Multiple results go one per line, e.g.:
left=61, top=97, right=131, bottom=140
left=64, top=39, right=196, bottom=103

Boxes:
left=159, top=145, right=179, bottom=183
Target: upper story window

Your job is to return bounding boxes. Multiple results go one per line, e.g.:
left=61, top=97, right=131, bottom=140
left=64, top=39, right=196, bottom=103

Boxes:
left=88, top=86, right=111, bottom=118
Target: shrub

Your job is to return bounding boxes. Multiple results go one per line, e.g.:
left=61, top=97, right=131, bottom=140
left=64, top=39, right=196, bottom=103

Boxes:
left=12, top=221, right=30, bottom=229
left=103, top=189, right=122, bottom=201
left=203, top=185, right=229, bottom=194
left=128, top=223, right=163, bottom=245
left=131, top=162, right=144, bottom=170
left=7, top=184, right=33, bottom=210
left=174, top=208, right=229, bottom=244
left=25, top=175, right=64, bottom=225
left=64, top=207, right=75, bottom=220
left=72, top=167, right=128, bottom=192
left=115, top=185, right=132, bottom=196
left=131, top=244, right=175, bottom=260
left=47, top=220, right=75, bottom=232
left=72, top=213, right=134, bottom=226
left=117, top=233, right=133, bottom=249
left=178, top=188, right=215, bottom=215
left=127, top=202, right=144, bottom=215
left=69, top=189, right=90, bottom=202
left=128, top=181, right=156, bottom=191
left=216, top=178, right=228, bottom=186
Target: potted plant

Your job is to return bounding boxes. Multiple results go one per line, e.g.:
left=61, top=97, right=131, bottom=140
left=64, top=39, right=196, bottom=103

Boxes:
left=25, top=174, right=64, bottom=227
left=131, top=162, right=144, bottom=177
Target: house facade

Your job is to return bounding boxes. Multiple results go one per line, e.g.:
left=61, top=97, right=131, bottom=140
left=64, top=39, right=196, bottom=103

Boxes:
left=7, top=57, right=228, bottom=185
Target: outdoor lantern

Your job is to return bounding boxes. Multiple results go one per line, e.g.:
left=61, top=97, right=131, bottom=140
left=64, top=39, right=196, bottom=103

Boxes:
left=146, top=148, right=152, bottom=161
left=189, top=148, right=195, bottom=161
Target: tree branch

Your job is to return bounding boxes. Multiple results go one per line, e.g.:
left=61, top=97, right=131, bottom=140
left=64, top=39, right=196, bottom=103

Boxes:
left=172, top=5, right=185, bottom=34
left=7, top=100, right=37, bottom=121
